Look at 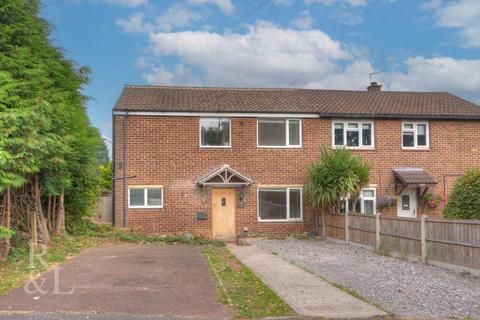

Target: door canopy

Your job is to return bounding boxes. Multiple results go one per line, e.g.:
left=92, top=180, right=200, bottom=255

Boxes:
left=197, top=165, right=253, bottom=187
left=393, top=167, right=437, bottom=196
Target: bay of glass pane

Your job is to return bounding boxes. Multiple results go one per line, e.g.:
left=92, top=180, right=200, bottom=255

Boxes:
left=346, top=131, right=359, bottom=146
left=219, top=118, right=230, bottom=146
left=259, top=120, right=286, bottom=146
left=147, top=189, right=162, bottom=206
left=362, top=124, right=372, bottom=146
left=130, top=189, right=144, bottom=206
left=334, top=123, right=344, bottom=145
left=362, top=189, right=375, bottom=198
left=201, top=118, right=230, bottom=146
left=259, top=190, right=287, bottom=219
left=288, top=120, right=300, bottom=146
left=289, top=189, right=301, bottom=218
left=417, top=124, right=427, bottom=146
left=403, top=132, right=414, bottom=147
left=364, top=200, right=374, bottom=214
left=347, top=123, right=358, bottom=128
left=403, top=123, right=413, bottom=129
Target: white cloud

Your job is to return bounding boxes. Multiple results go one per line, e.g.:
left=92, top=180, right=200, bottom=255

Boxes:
left=145, top=21, right=372, bottom=88
left=385, top=57, right=480, bottom=96
left=272, top=0, right=294, bottom=6
left=305, top=0, right=368, bottom=7
left=156, top=5, right=202, bottom=32
left=290, top=10, right=315, bottom=30
left=188, top=0, right=235, bottom=14
left=104, top=0, right=147, bottom=7
left=116, top=13, right=152, bottom=33
left=428, top=0, right=480, bottom=47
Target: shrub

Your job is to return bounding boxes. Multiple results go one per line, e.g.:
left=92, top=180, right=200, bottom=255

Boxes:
left=443, top=170, right=480, bottom=220
left=0, top=227, right=15, bottom=240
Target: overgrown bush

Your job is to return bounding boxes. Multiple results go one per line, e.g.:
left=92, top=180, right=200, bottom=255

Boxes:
left=443, top=170, right=480, bottom=220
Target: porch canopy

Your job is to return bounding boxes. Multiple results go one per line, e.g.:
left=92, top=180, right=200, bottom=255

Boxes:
left=197, top=165, right=253, bottom=187
left=393, top=167, right=437, bottom=196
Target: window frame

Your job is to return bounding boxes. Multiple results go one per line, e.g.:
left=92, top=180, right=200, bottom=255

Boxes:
left=257, top=118, right=302, bottom=148
left=340, top=187, right=377, bottom=215
left=331, top=120, right=375, bottom=150
left=401, top=121, right=429, bottom=150
left=128, top=186, right=164, bottom=209
left=199, top=117, right=232, bottom=148
left=257, top=187, right=303, bottom=222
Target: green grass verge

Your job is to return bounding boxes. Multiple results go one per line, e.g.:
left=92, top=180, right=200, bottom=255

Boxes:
left=0, top=221, right=224, bottom=296
left=203, top=247, right=295, bottom=319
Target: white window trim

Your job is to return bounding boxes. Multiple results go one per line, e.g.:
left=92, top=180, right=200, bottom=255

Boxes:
left=341, top=187, right=377, bottom=215
left=401, top=121, right=429, bottom=150
left=257, top=187, right=303, bottom=222
left=199, top=117, right=232, bottom=148
left=331, top=119, right=375, bottom=150
left=128, top=186, right=164, bottom=209
left=257, top=119, right=302, bottom=148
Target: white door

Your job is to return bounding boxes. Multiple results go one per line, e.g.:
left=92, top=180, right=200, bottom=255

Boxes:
left=397, top=188, right=417, bottom=218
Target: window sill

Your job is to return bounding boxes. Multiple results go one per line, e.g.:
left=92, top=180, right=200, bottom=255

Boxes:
left=128, top=206, right=163, bottom=209
left=200, top=146, right=232, bottom=149
left=257, top=219, right=303, bottom=223
left=332, top=145, right=375, bottom=150
left=257, top=146, right=303, bottom=149
left=402, top=147, right=429, bottom=151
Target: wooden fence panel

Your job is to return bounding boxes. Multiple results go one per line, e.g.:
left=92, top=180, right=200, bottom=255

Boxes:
left=326, top=213, right=345, bottom=240
left=380, top=217, right=421, bottom=256
left=349, top=214, right=376, bottom=247
left=426, top=220, right=480, bottom=270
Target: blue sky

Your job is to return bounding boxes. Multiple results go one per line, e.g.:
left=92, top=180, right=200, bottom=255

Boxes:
left=41, top=0, right=480, bottom=140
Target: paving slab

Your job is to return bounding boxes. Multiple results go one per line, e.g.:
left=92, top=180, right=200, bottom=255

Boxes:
left=228, top=244, right=387, bottom=319
left=0, top=244, right=232, bottom=320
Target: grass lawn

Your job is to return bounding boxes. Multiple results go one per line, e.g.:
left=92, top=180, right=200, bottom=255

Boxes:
left=203, top=247, right=295, bottom=319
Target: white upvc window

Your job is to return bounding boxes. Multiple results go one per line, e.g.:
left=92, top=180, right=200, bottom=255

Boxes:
left=128, top=186, right=163, bottom=208
left=332, top=120, right=374, bottom=149
left=257, top=119, right=302, bottom=148
left=340, top=187, right=376, bottom=215
left=402, top=121, right=429, bottom=149
left=200, top=118, right=231, bottom=148
left=257, top=187, right=303, bottom=222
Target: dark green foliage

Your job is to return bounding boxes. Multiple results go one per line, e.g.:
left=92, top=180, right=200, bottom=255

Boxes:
left=444, top=170, right=480, bottom=220
left=98, top=161, right=112, bottom=191
left=0, top=0, right=103, bottom=218
left=306, top=148, right=371, bottom=213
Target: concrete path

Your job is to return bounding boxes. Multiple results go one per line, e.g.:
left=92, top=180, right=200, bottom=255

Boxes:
left=0, top=244, right=232, bottom=320
left=229, top=244, right=387, bottom=319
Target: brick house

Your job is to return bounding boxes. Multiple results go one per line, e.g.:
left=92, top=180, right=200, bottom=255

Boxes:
left=112, top=83, right=480, bottom=239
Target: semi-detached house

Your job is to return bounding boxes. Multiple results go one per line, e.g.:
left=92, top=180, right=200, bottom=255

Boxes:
left=112, top=82, right=480, bottom=239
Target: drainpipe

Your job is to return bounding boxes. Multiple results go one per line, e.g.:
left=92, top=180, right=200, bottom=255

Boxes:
left=111, top=110, right=116, bottom=226
left=123, top=111, right=129, bottom=227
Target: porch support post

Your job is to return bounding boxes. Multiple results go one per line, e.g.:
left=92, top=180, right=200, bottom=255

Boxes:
left=421, top=215, right=428, bottom=264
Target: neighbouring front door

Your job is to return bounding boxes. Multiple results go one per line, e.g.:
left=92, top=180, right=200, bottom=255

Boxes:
left=397, top=188, right=417, bottom=218
left=212, top=188, right=236, bottom=240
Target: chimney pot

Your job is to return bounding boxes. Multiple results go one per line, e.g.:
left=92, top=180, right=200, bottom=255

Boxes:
left=367, top=82, right=382, bottom=92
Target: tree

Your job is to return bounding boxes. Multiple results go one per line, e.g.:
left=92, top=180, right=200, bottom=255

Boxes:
left=99, top=161, right=112, bottom=191
left=305, top=148, right=371, bottom=214
left=0, top=0, right=104, bottom=259
left=443, top=170, right=480, bottom=220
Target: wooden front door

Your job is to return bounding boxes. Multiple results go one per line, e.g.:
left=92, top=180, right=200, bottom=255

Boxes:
left=212, top=188, right=236, bottom=240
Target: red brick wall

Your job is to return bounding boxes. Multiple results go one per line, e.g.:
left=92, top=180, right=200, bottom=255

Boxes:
left=113, top=115, right=480, bottom=237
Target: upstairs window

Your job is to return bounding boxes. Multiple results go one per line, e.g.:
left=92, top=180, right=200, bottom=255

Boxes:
left=402, top=122, right=428, bottom=149
left=333, top=121, right=373, bottom=148
left=257, top=119, right=301, bottom=147
left=200, top=118, right=231, bottom=147
left=340, top=187, right=376, bottom=215
left=258, top=188, right=302, bottom=221
left=129, top=187, right=163, bottom=208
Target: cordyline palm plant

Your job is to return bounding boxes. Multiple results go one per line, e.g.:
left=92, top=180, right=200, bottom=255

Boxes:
left=306, top=148, right=371, bottom=214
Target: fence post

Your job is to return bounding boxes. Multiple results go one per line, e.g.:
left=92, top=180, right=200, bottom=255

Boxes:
left=421, top=215, right=428, bottom=263
left=345, top=211, right=349, bottom=244
left=375, top=212, right=381, bottom=251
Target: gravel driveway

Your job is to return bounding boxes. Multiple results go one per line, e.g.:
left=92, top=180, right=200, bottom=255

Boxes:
left=251, top=238, right=480, bottom=319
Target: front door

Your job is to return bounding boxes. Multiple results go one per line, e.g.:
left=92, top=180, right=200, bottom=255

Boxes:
left=212, top=188, right=236, bottom=240
left=397, top=188, right=417, bottom=218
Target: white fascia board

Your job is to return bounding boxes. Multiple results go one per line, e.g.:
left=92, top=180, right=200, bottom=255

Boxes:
left=113, top=111, right=320, bottom=118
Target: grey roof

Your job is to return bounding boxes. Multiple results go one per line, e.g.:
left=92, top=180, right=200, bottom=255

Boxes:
left=393, top=168, right=438, bottom=186
left=114, top=85, right=480, bottom=119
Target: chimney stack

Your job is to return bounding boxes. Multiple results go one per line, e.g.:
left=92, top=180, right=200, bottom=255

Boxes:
left=367, top=81, right=382, bottom=92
